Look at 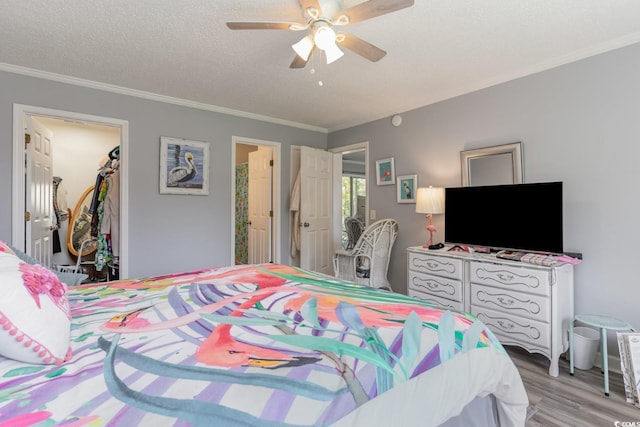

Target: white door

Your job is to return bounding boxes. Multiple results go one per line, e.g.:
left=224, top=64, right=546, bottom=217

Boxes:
left=26, top=116, right=54, bottom=266
left=248, top=147, right=273, bottom=264
left=299, top=146, right=333, bottom=275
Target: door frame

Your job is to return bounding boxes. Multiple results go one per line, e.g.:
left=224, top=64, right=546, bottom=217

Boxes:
left=12, top=104, right=130, bottom=278
left=231, top=136, right=281, bottom=265
left=329, top=141, right=370, bottom=250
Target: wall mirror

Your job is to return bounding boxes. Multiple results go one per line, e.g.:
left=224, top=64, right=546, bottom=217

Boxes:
left=460, top=142, right=523, bottom=187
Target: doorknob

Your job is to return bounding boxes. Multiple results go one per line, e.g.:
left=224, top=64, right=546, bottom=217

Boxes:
left=303, top=222, right=310, bottom=228
left=247, top=221, right=252, bottom=225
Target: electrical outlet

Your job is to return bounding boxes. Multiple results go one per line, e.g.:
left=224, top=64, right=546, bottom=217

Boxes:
left=370, top=209, right=376, bottom=220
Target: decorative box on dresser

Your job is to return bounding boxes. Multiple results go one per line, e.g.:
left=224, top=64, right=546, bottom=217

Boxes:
left=407, top=246, right=574, bottom=377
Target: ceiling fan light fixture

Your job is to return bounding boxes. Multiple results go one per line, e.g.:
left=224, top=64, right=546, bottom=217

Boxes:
left=292, top=35, right=314, bottom=61
left=313, top=25, right=337, bottom=51
left=324, top=43, right=344, bottom=64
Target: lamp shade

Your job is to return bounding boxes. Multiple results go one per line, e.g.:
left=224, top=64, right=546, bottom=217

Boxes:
left=416, top=186, right=445, bottom=215
left=323, top=43, right=344, bottom=64
left=292, top=35, right=314, bottom=61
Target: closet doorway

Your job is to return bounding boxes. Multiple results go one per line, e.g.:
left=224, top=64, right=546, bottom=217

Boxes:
left=11, top=104, right=129, bottom=278
left=232, top=137, right=281, bottom=266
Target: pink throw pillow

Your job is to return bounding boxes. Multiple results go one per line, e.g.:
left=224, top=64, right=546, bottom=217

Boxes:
left=0, top=251, right=72, bottom=364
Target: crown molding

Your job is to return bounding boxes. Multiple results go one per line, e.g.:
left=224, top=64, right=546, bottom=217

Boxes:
left=0, top=63, right=328, bottom=134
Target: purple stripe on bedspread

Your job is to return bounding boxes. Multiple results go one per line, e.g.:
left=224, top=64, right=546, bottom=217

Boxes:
left=0, top=341, right=105, bottom=419
left=193, top=373, right=234, bottom=404
left=412, top=345, right=441, bottom=377
left=192, top=284, right=234, bottom=315
left=106, top=352, right=192, bottom=426
left=167, top=287, right=213, bottom=338
left=259, top=366, right=309, bottom=422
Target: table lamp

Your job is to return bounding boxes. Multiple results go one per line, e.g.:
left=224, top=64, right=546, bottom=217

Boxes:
left=416, top=186, right=445, bottom=249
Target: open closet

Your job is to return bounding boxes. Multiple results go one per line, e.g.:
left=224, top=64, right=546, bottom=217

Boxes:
left=37, top=117, right=121, bottom=283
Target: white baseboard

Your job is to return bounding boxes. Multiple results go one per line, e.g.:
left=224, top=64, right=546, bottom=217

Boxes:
left=594, top=351, right=622, bottom=374
left=563, top=351, right=622, bottom=374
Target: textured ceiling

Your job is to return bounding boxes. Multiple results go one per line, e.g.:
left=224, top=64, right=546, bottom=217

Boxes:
left=1, top=1, right=639, bottom=132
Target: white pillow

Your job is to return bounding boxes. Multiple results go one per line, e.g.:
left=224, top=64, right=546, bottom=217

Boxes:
left=0, top=251, right=72, bottom=364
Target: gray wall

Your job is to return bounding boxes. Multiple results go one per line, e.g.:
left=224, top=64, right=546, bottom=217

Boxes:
left=2, top=42, right=638, bottom=354
left=329, top=43, right=640, bottom=340
left=0, top=71, right=326, bottom=277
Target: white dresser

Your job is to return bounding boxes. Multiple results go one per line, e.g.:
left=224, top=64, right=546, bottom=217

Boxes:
left=407, top=246, right=574, bottom=377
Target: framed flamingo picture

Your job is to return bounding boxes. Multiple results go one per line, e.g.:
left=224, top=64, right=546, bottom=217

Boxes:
left=375, top=157, right=395, bottom=186
left=159, top=136, right=210, bottom=195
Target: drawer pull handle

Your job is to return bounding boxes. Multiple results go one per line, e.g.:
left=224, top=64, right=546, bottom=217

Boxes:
left=497, top=320, right=514, bottom=330
left=497, top=273, right=514, bottom=281
left=497, top=297, right=514, bottom=306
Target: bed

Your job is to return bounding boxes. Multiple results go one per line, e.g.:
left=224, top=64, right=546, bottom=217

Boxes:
left=0, top=250, right=528, bottom=426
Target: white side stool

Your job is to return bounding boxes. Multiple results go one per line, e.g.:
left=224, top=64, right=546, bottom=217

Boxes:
left=569, top=314, right=636, bottom=396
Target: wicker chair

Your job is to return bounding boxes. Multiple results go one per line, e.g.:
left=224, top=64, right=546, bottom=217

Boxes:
left=344, top=216, right=364, bottom=249
left=333, top=218, right=399, bottom=290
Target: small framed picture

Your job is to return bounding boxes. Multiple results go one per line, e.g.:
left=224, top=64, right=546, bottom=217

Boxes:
left=376, top=157, right=395, bottom=186
left=159, top=136, right=210, bottom=195
left=397, top=174, right=418, bottom=203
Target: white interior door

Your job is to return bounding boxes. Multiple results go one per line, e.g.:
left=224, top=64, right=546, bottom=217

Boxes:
left=248, top=147, right=273, bottom=264
left=26, top=116, right=54, bottom=266
left=299, top=146, right=333, bottom=274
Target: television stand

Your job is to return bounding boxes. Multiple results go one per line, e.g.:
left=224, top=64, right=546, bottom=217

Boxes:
left=406, top=245, right=574, bottom=377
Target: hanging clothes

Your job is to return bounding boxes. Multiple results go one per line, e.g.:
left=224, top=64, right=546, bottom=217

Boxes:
left=89, top=146, right=120, bottom=273
left=52, top=177, right=69, bottom=222
left=100, top=168, right=120, bottom=258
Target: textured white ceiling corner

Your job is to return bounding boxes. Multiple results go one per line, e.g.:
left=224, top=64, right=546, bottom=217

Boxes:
left=1, top=0, right=639, bottom=132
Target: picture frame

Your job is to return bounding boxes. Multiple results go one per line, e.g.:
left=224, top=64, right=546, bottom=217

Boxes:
left=160, top=136, right=210, bottom=195
left=375, top=157, right=395, bottom=186
left=397, top=174, right=418, bottom=203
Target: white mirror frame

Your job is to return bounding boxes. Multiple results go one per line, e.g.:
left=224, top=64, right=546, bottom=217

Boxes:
left=461, top=142, right=523, bottom=187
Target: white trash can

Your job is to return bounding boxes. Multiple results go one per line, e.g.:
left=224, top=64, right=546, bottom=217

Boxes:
left=573, top=326, right=600, bottom=370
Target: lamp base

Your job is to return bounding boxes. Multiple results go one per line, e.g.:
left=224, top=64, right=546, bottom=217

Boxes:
left=422, top=219, right=437, bottom=248
left=428, top=242, right=444, bottom=250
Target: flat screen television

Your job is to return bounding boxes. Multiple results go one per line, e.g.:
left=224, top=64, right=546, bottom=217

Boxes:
left=444, top=182, right=563, bottom=254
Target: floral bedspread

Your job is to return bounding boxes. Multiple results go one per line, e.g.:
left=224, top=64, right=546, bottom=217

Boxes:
left=0, top=264, right=527, bottom=426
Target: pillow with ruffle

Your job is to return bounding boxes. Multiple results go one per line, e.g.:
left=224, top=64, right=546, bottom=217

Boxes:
left=0, top=251, right=72, bottom=364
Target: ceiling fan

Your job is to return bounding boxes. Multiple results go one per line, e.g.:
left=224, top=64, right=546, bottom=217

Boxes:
left=226, top=0, right=415, bottom=68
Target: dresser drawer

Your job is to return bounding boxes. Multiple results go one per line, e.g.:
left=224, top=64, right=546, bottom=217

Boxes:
left=408, top=251, right=463, bottom=280
left=408, top=270, right=463, bottom=302
left=470, top=283, right=550, bottom=323
left=408, top=289, right=464, bottom=311
left=470, top=261, right=550, bottom=296
left=471, top=305, right=550, bottom=349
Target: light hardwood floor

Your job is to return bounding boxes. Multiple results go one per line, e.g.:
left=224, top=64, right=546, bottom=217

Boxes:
left=506, top=346, right=640, bottom=426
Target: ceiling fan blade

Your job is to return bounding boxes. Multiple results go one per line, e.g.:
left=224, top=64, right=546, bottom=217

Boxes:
left=290, top=54, right=308, bottom=69
left=290, top=46, right=315, bottom=69
left=299, top=0, right=322, bottom=18
left=337, top=0, right=414, bottom=25
left=337, top=32, right=386, bottom=62
left=226, top=22, right=300, bottom=30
